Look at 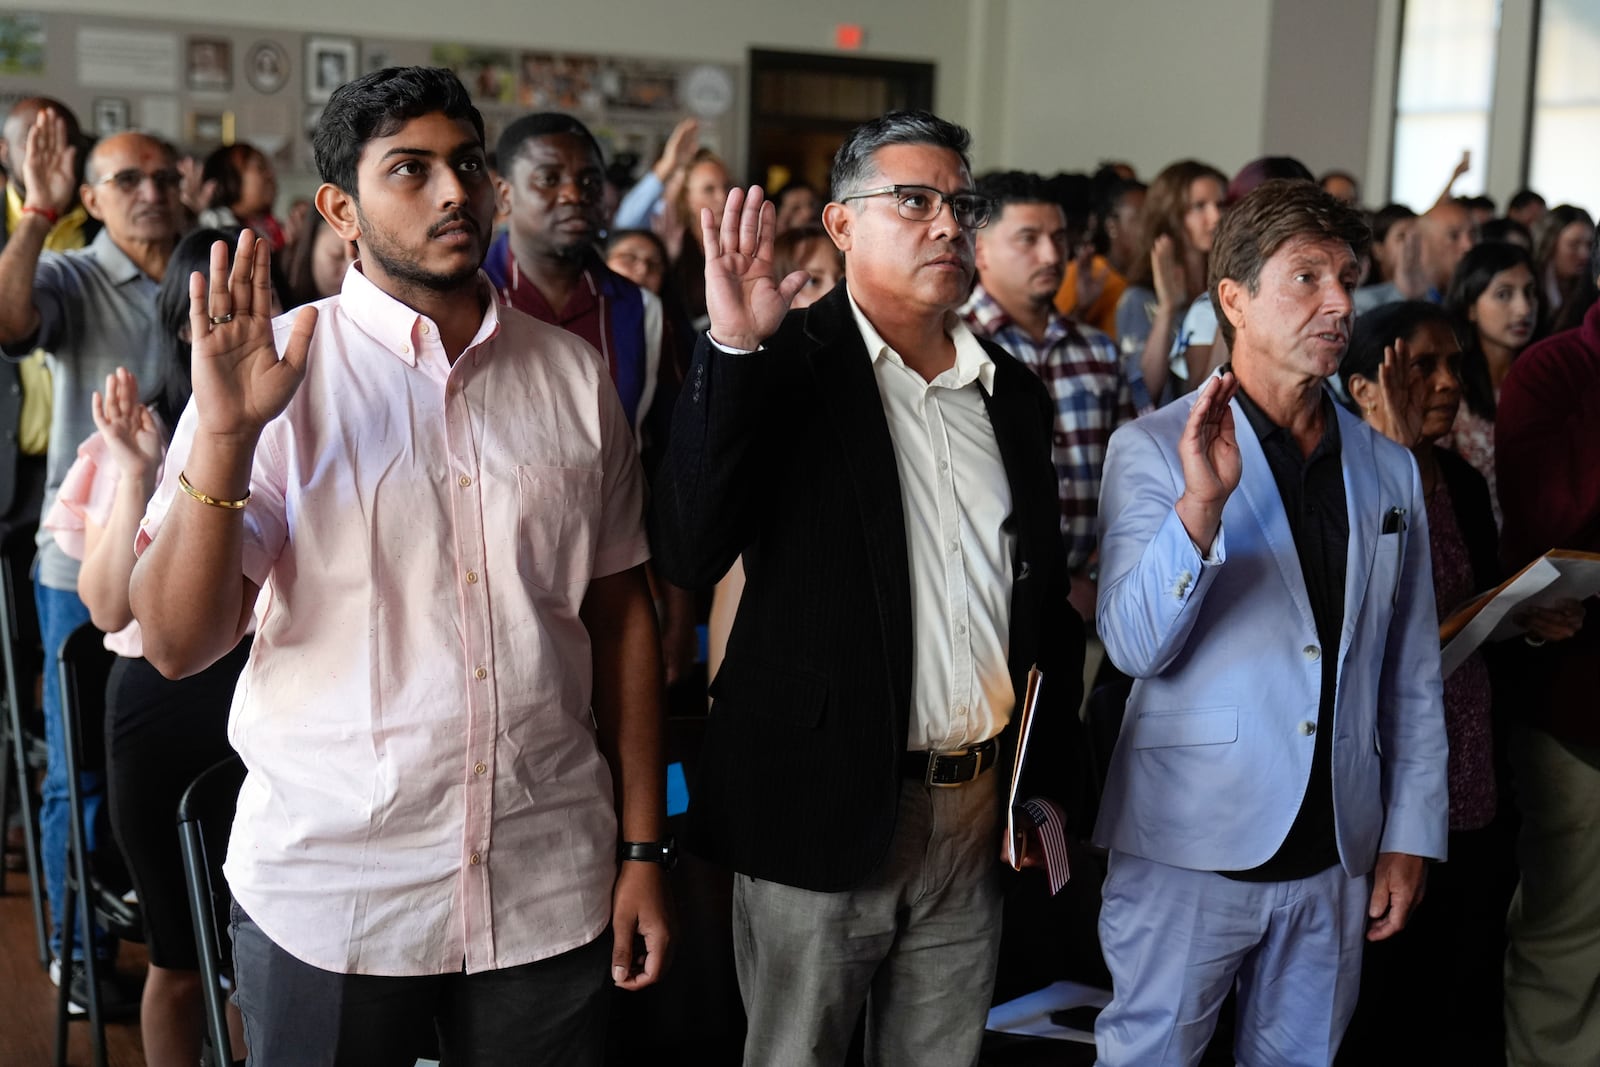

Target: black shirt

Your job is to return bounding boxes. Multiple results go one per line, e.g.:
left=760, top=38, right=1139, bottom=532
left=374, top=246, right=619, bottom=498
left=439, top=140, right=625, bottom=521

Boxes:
left=1223, top=382, right=1349, bottom=882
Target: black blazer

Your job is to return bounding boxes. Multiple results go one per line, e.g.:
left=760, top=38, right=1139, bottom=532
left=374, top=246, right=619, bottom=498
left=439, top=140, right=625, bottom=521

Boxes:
left=651, top=284, right=1086, bottom=891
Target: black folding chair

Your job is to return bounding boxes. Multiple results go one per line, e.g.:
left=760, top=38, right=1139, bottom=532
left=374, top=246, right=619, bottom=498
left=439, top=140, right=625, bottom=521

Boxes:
left=177, top=754, right=247, bottom=1067
left=0, top=529, right=49, bottom=968
left=54, top=621, right=124, bottom=1067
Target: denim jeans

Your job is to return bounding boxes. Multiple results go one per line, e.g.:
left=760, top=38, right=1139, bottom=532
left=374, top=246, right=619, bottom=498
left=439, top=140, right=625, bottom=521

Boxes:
left=35, top=577, right=106, bottom=962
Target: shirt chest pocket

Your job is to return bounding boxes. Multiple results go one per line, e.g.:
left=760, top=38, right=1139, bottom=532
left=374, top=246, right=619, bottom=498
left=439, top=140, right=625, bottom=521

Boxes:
left=514, top=465, right=603, bottom=591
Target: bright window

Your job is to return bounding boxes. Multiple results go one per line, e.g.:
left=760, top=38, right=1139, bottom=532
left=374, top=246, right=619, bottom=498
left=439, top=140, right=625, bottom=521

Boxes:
left=1390, top=0, right=1500, bottom=210
left=1528, top=0, right=1600, bottom=218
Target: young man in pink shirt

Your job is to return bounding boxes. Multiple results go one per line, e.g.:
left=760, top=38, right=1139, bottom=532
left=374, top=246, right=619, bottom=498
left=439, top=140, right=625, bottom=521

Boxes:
left=129, top=67, right=671, bottom=1065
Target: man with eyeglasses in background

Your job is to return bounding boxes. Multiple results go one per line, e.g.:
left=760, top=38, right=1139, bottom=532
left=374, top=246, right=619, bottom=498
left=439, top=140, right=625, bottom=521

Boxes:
left=652, top=110, right=1086, bottom=1066
left=0, top=115, right=181, bottom=1012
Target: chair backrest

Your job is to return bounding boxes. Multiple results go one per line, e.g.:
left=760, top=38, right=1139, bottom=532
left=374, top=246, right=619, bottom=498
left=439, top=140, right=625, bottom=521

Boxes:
left=177, top=754, right=246, bottom=1063
left=177, top=755, right=247, bottom=959
left=57, top=622, right=116, bottom=777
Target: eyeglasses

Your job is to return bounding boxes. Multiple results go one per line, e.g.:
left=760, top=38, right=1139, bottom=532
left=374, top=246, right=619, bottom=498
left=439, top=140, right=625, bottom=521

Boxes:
left=839, top=184, right=993, bottom=230
left=97, top=168, right=184, bottom=194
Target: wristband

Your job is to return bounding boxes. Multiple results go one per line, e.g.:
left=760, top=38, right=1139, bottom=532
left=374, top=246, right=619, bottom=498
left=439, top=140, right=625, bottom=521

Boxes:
left=21, top=204, right=59, bottom=225
left=177, top=470, right=250, bottom=510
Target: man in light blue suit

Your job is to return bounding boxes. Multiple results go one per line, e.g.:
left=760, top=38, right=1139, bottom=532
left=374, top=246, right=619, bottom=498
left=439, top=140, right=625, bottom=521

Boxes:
left=1091, top=180, right=1448, bottom=1067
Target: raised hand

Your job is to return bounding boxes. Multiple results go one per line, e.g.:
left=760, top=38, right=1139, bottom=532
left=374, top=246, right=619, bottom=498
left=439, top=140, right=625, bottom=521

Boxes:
left=188, top=230, right=317, bottom=442
left=701, top=186, right=809, bottom=351
left=1395, top=227, right=1428, bottom=300
left=90, top=368, right=162, bottom=478
left=21, top=109, right=79, bottom=218
left=1151, top=234, right=1187, bottom=314
left=1175, top=372, right=1242, bottom=552
left=1074, top=243, right=1108, bottom=312
left=1368, top=337, right=1424, bottom=447
left=654, top=117, right=700, bottom=181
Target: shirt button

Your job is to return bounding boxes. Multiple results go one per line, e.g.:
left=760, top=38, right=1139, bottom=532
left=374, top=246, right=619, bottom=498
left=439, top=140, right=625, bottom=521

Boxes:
left=420, top=323, right=430, bottom=335
left=1303, top=645, right=1320, bottom=661
left=474, top=666, right=487, bottom=680
left=957, top=623, right=967, bottom=636
left=401, top=343, right=411, bottom=354
left=469, top=852, right=482, bottom=865
left=466, top=571, right=478, bottom=584
left=956, top=705, right=968, bottom=717
left=939, top=459, right=949, bottom=472
left=459, top=474, right=472, bottom=487
left=948, top=539, right=959, bottom=553
left=1299, top=721, right=1316, bottom=736
left=474, top=762, right=486, bottom=776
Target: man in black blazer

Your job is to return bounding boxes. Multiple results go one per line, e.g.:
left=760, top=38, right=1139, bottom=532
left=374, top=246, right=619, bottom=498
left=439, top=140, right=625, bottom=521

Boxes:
left=652, top=111, right=1085, bottom=1067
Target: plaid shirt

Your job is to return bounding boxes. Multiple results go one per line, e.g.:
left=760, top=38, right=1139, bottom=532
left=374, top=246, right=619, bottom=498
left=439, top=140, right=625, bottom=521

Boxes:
left=963, top=284, right=1134, bottom=570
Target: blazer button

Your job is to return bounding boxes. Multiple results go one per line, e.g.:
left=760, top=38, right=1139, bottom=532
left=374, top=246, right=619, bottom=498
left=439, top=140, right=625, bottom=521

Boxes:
left=1299, top=721, right=1316, bottom=736
left=1303, top=645, right=1320, bottom=661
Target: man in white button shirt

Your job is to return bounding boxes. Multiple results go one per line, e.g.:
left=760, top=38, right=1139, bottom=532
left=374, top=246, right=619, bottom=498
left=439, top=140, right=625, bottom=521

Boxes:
left=1092, top=180, right=1447, bottom=1065
left=129, top=67, right=670, bottom=1065
left=652, top=111, right=1086, bottom=1066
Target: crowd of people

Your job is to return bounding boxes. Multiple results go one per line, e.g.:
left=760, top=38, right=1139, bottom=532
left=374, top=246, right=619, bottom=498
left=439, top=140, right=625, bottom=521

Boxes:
left=0, top=62, right=1595, bottom=1067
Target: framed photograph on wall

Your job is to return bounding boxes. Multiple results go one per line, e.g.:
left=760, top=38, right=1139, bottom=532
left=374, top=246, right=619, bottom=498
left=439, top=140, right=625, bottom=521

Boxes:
left=92, top=97, right=131, bottom=136
left=306, top=36, right=357, bottom=103
left=187, top=38, right=233, bottom=93
left=246, top=41, right=289, bottom=95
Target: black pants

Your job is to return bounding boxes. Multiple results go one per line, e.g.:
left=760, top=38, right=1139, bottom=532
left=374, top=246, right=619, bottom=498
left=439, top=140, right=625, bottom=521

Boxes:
left=229, top=904, right=611, bottom=1067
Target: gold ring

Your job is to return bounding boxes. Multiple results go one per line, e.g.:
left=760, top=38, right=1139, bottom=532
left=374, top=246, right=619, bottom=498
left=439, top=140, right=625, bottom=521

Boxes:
left=209, top=313, right=234, bottom=325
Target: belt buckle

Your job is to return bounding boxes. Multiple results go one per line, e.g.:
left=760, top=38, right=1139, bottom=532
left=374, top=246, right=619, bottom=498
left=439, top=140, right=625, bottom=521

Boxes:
left=925, top=746, right=972, bottom=788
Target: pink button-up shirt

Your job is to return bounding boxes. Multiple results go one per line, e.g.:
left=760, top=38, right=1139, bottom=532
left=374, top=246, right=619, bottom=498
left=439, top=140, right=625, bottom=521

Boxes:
left=138, top=266, right=649, bottom=976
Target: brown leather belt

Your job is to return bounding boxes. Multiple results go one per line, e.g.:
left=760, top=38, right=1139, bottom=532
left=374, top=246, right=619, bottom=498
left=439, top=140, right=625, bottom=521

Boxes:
left=902, top=737, right=999, bottom=787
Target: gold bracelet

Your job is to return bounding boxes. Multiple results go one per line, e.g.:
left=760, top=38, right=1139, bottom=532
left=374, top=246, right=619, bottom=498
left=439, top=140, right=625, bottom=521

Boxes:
left=177, top=470, right=249, bottom=510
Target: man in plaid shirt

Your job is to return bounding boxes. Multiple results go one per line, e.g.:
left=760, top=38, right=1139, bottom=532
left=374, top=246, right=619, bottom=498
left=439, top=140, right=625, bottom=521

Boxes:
left=963, top=170, right=1134, bottom=623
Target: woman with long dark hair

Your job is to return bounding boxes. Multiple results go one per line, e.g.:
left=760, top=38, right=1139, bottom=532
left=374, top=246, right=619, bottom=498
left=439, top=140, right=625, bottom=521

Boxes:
left=1534, top=204, right=1596, bottom=334
left=1440, top=241, right=1540, bottom=526
left=45, top=228, right=254, bottom=1066
left=1334, top=300, right=1581, bottom=1065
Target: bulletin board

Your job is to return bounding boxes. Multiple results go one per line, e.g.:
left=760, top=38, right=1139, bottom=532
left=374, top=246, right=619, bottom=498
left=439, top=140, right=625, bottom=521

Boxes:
left=0, top=10, right=741, bottom=196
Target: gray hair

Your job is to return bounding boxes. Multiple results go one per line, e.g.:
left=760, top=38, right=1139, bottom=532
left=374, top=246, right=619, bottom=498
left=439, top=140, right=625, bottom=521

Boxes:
left=829, top=110, right=973, bottom=202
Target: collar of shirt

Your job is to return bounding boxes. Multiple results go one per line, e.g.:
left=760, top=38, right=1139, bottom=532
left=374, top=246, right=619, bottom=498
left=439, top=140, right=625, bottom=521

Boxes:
left=338, top=262, right=503, bottom=368
left=961, top=282, right=1076, bottom=352
left=5, top=183, right=90, bottom=252
left=84, top=227, right=153, bottom=287
left=1230, top=370, right=1342, bottom=464
left=847, top=285, right=995, bottom=394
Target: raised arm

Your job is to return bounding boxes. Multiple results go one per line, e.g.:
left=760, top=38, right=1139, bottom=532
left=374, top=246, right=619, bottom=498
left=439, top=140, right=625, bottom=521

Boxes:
left=130, top=231, right=315, bottom=677
left=77, top=369, right=162, bottom=632
left=0, top=110, right=77, bottom=347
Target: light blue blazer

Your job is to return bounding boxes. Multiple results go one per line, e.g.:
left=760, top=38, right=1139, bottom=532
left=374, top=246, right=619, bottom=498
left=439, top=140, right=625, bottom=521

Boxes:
left=1093, top=386, right=1449, bottom=875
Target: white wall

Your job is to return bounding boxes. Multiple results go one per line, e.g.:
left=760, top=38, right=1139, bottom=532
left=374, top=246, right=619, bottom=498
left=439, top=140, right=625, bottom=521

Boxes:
left=987, top=0, right=1275, bottom=177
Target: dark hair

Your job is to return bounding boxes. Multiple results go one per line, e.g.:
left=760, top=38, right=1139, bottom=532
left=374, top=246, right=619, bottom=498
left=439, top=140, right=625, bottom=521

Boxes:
left=1372, top=202, right=1417, bottom=245
left=202, top=143, right=268, bottom=213
left=829, top=110, right=972, bottom=202
left=976, top=170, right=1054, bottom=210
left=1508, top=189, right=1545, bottom=213
left=1457, top=194, right=1497, bottom=214
left=1226, top=156, right=1313, bottom=206
left=772, top=225, right=840, bottom=280
left=1443, top=241, right=1537, bottom=420
left=774, top=179, right=817, bottom=205
left=1125, top=159, right=1228, bottom=289
left=151, top=227, right=244, bottom=427
left=1533, top=204, right=1596, bottom=279
left=1043, top=171, right=1094, bottom=237
left=1478, top=217, right=1532, bottom=249
left=495, top=112, right=604, bottom=177
left=313, top=66, right=484, bottom=196
left=282, top=209, right=351, bottom=307
left=1338, top=300, right=1459, bottom=413
left=1208, top=179, right=1371, bottom=348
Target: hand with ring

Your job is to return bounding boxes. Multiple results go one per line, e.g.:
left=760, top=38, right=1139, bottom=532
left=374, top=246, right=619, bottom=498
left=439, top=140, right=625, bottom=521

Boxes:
left=187, top=229, right=318, bottom=441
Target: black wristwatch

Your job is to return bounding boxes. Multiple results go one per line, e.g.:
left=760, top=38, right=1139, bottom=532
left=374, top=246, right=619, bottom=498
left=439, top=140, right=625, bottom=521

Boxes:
left=619, top=836, right=678, bottom=871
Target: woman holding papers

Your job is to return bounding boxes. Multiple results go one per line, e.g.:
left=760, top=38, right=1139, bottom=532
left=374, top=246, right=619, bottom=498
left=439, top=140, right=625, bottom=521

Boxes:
left=1334, top=300, right=1582, bottom=1064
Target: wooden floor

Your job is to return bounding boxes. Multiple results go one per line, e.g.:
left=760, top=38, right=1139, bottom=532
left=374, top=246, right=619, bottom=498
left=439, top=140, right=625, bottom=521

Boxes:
left=0, top=876, right=149, bottom=1067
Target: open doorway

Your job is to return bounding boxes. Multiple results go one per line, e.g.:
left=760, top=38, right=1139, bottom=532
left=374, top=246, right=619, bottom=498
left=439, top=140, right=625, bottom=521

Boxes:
left=747, top=48, right=936, bottom=197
